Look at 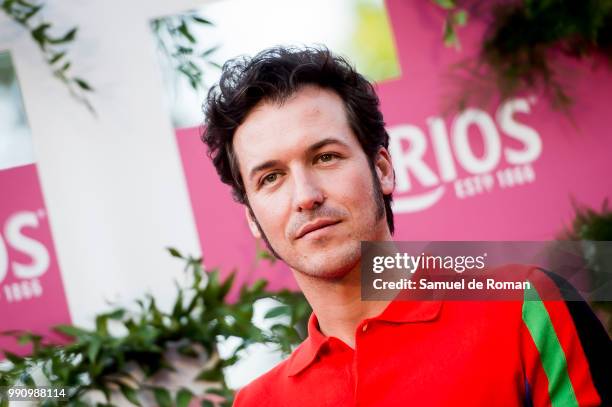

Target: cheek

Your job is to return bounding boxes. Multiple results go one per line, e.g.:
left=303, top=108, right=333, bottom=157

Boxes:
left=331, top=164, right=375, bottom=206
left=251, top=193, right=291, bottom=239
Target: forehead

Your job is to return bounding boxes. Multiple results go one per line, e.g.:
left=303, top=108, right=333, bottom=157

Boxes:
left=233, top=86, right=357, bottom=168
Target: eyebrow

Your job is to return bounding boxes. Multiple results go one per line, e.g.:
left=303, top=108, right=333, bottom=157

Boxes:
left=248, top=137, right=350, bottom=182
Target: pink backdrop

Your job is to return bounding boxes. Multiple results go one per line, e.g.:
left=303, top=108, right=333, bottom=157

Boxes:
left=0, top=164, right=71, bottom=354
left=176, top=0, right=612, bottom=291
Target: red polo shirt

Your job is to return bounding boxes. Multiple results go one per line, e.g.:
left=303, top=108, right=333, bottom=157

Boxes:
left=233, top=268, right=608, bottom=406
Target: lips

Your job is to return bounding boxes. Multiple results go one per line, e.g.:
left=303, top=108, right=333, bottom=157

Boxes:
left=295, top=219, right=341, bottom=240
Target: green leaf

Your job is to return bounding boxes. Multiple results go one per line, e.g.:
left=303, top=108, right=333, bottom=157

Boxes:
left=30, top=23, right=51, bottom=48
left=54, top=324, right=89, bottom=338
left=195, top=367, right=223, bottom=382
left=95, top=316, right=109, bottom=336
left=153, top=387, right=172, bottom=407
left=108, top=309, right=125, bottom=319
left=433, top=0, right=456, bottom=9
left=201, top=400, right=214, bottom=407
left=220, top=354, right=239, bottom=368
left=185, top=294, right=200, bottom=314
left=250, top=279, right=267, bottom=295
left=59, top=61, right=71, bottom=73
left=87, top=337, right=102, bottom=362
left=176, top=46, right=193, bottom=55
left=264, top=305, right=290, bottom=319
left=207, top=61, right=222, bottom=70
left=49, top=51, right=66, bottom=64
left=219, top=271, right=235, bottom=300
left=270, top=323, right=290, bottom=335
left=16, top=332, right=42, bottom=346
left=95, top=309, right=124, bottom=334
left=200, top=45, right=219, bottom=58
left=443, top=19, right=458, bottom=47
left=256, top=249, right=276, bottom=263
left=74, top=78, right=93, bottom=91
left=172, top=288, right=184, bottom=319
left=452, top=10, right=468, bottom=26
left=206, top=270, right=221, bottom=300
left=167, top=247, right=183, bottom=258
left=120, top=384, right=141, bottom=406
left=176, top=388, right=193, bottom=407
left=191, top=15, right=212, bottom=25
left=48, top=27, right=78, bottom=44
left=188, top=77, right=199, bottom=90
left=178, top=21, right=196, bottom=43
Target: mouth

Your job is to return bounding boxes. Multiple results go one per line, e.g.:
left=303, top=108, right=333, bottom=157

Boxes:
left=295, top=219, right=341, bottom=240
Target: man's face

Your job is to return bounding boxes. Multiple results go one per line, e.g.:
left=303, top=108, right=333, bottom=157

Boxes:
left=233, top=85, right=394, bottom=279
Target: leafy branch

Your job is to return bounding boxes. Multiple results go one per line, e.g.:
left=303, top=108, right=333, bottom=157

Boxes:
left=151, top=12, right=221, bottom=91
left=558, top=199, right=612, bottom=335
left=432, top=0, right=612, bottom=112
left=1, top=0, right=94, bottom=113
left=432, top=0, right=469, bottom=49
left=0, top=248, right=310, bottom=406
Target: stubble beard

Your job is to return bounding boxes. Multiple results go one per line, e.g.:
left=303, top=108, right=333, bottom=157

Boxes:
left=248, top=167, right=387, bottom=280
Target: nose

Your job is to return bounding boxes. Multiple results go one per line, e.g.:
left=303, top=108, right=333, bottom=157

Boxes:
left=292, top=169, right=325, bottom=212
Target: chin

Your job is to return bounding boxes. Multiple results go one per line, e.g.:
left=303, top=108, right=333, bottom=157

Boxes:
left=299, top=266, right=352, bottom=281
left=290, top=245, right=361, bottom=280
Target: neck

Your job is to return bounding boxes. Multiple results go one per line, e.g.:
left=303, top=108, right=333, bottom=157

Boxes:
left=292, top=231, right=394, bottom=349
left=293, top=267, right=389, bottom=348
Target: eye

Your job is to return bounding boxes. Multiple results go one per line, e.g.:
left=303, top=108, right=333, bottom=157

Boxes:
left=261, top=172, right=280, bottom=186
left=317, top=153, right=339, bottom=163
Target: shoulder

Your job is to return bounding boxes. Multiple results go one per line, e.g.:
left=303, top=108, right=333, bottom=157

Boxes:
left=232, top=354, right=294, bottom=407
left=513, top=265, right=611, bottom=406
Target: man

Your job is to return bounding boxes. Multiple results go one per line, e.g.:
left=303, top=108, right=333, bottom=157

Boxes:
left=202, top=46, right=609, bottom=406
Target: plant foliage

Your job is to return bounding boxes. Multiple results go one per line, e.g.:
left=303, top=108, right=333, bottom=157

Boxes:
left=1, top=0, right=94, bottom=112
left=562, top=200, right=612, bottom=335
left=433, top=0, right=612, bottom=111
left=432, top=0, right=469, bottom=49
left=0, top=248, right=311, bottom=406
left=151, top=12, right=220, bottom=91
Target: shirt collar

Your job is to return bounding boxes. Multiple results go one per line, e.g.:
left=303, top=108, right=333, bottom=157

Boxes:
left=286, top=299, right=442, bottom=376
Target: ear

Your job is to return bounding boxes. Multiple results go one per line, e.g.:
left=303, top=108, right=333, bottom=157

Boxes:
left=245, top=206, right=262, bottom=239
left=374, top=147, right=395, bottom=195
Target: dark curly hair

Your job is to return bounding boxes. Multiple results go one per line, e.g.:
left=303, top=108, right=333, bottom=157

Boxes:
left=202, top=45, right=394, bottom=234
